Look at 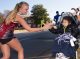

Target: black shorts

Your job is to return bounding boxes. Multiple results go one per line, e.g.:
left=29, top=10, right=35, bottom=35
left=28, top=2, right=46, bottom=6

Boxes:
left=0, top=38, right=12, bottom=44
left=0, top=37, right=16, bottom=44
left=0, top=30, right=16, bottom=44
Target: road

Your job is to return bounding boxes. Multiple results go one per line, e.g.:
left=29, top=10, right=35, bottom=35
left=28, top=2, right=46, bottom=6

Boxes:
left=0, top=30, right=80, bottom=59
left=0, top=30, right=58, bottom=59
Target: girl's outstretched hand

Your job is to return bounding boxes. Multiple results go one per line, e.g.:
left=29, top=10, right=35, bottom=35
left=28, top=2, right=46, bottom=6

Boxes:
left=42, top=22, right=53, bottom=30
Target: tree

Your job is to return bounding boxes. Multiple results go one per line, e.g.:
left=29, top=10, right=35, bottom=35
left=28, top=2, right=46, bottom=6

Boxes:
left=31, top=4, right=50, bottom=27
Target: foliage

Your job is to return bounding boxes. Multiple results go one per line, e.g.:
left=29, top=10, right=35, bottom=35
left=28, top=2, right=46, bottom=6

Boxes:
left=31, top=4, right=50, bottom=26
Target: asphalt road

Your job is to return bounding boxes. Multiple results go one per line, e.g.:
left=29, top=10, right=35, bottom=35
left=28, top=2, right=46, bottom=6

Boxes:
left=0, top=30, right=58, bottom=59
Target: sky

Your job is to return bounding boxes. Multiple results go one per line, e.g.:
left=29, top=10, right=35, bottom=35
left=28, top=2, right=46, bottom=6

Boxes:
left=0, top=0, right=80, bottom=19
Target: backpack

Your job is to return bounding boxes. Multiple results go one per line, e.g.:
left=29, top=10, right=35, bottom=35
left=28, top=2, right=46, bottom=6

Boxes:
left=0, top=21, right=15, bottom=39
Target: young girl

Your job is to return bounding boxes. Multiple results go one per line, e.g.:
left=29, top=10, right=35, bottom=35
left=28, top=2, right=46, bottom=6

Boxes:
left=0, top=1, right=53, bottom=59
left=49, top=16, right=80, bottom=59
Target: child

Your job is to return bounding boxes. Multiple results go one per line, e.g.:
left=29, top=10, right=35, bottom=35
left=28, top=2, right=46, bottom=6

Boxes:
left=49, top=16, right=80, bottom=59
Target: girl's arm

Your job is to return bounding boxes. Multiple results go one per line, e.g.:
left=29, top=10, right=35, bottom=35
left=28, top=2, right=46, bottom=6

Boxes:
left=16, top=15, right=53, bottom=32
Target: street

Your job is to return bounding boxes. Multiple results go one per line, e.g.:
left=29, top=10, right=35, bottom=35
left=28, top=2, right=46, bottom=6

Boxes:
left=0, top=30, right=80, bottom=59
left=0, top=30, right=58, bottom=59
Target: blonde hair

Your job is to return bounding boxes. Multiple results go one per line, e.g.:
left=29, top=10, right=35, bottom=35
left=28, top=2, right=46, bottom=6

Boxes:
left=5, top=1, right=29, bottom=24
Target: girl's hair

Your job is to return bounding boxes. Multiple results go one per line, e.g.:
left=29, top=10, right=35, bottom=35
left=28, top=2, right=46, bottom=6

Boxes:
left=5, top=1, right=29, bottom=24
left=61, top=16, right=73, bottom=24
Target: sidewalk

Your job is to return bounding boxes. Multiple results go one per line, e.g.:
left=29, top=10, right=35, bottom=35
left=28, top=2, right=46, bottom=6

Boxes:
left=14, top=29, right=29, bottom=34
